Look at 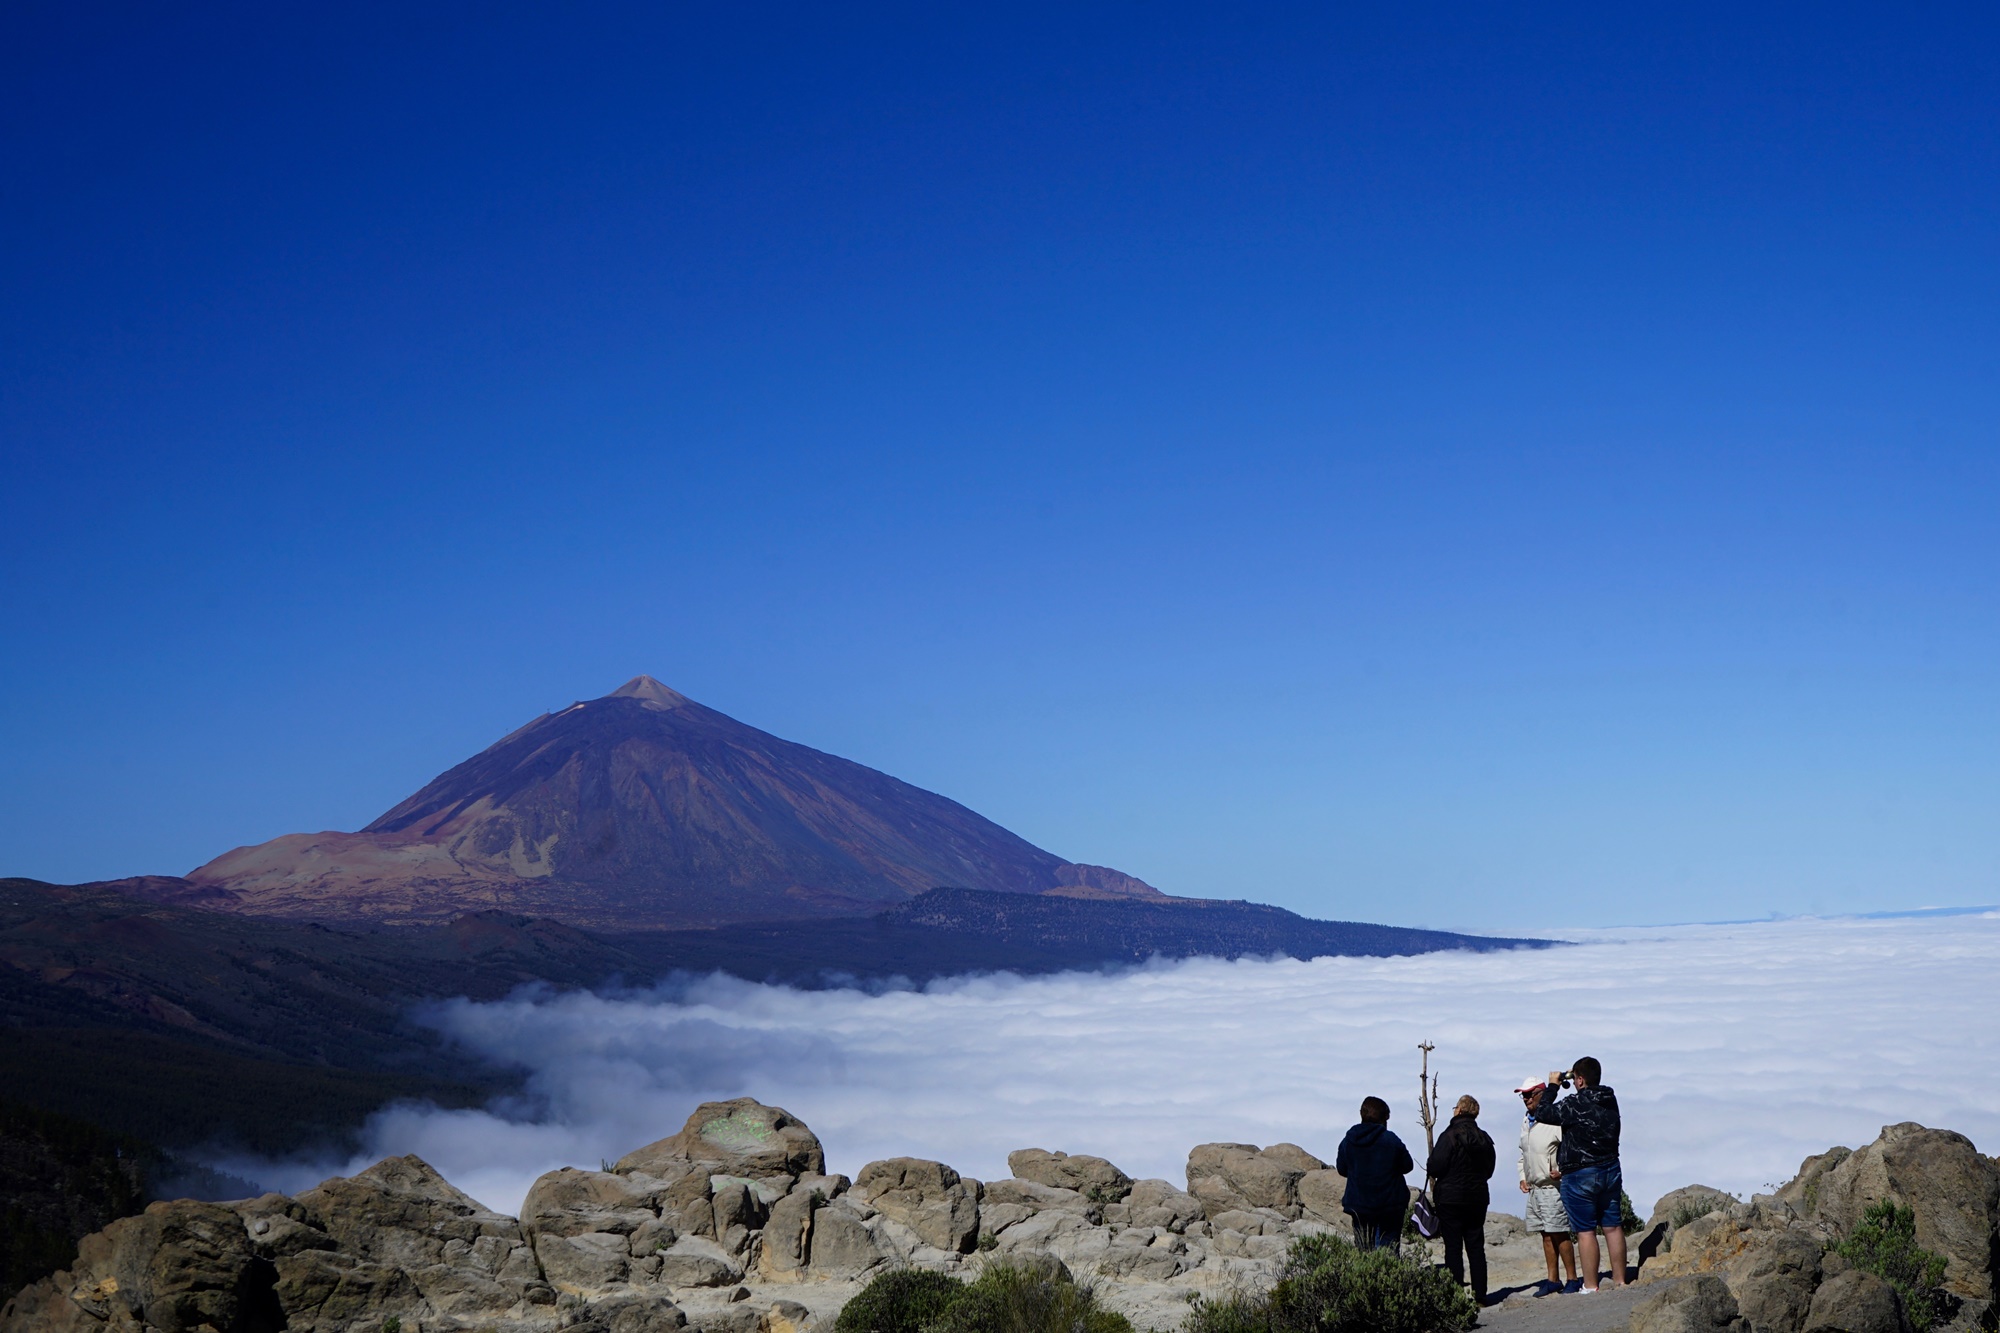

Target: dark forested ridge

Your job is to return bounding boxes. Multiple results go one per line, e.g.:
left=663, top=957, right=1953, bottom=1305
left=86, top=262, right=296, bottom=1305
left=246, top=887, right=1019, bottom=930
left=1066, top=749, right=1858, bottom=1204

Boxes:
left=2, top=877, right=1546, bottom=1149
left=0, top=874, right=1545, bottom=1293
left=620, top=887, right=1552, bottom=986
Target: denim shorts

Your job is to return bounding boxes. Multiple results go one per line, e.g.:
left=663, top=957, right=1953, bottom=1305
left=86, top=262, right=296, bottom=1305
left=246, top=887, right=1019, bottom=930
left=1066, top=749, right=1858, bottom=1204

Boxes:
left=1557, top=1162, right=1624, bottom=1231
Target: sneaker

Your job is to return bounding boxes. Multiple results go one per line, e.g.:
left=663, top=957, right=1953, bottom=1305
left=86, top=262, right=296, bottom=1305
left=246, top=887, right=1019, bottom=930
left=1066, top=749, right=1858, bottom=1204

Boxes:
left=1578, top=1287, right=1599, bottom=1296
left=1561, top=1279, right=1584, bottom=1294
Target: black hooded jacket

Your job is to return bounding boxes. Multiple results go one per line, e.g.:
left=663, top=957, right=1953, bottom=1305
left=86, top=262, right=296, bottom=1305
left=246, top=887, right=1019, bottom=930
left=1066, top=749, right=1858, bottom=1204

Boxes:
left=1335, top=1121, right=1414, bottom=1220
left=1533, top=1083, right=1620, bottom=1170
left=1425, top=1113, right=1497, bottom=1210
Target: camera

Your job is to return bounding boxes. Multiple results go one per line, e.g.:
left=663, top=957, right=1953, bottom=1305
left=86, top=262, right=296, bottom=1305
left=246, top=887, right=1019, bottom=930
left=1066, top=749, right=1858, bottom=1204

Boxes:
left=1556, top=1070, right=1575, bottom=1089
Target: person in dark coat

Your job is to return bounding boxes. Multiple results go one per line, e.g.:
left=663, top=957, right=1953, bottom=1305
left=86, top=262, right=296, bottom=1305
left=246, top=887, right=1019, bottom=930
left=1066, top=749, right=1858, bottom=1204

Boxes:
left=1533, top=1055, right=1626, bottom=1291
left=1335, top=1095, right=1414, bottom=1251
left=1426, top=1094, right=1498, bottom=1304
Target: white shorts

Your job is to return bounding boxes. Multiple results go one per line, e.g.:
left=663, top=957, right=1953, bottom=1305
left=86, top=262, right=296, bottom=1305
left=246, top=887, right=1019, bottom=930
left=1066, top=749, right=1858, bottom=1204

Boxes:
left=1525, top=1185, right=1572, bottom=1234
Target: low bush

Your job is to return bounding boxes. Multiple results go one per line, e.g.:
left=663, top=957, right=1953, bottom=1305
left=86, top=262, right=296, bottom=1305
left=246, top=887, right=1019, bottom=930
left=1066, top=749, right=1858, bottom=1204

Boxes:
left=835, top=1263, right=1133, bottom=1333
left=1183, top=1233, right=1476, bottom=1333
left=929, top=1264, right=1132, bottom=1333
left=1834, top=1201, right=1951, bottom=1333
left=836, top=1269, right=965, bottom=1333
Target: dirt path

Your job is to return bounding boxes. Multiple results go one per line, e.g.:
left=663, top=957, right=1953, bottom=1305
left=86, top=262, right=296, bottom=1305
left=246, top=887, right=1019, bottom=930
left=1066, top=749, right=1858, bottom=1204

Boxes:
left=1477, top=1281, right=1650, bottom=1333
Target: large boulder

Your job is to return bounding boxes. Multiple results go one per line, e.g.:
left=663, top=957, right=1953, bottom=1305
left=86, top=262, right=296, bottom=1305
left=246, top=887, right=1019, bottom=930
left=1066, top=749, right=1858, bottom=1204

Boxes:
left=1122, top=1179, right=1205, bottom=1232
left=1726, top=1230, right=1826, bottom=1333
left=0, top=1199, right=280, bottom=1333
left=1630, top=1274, right=1746, bottom=1333
left=1007, top=1149, right=1133, bottom=1201
left=805, top=1201, right=895, bottom=1278
left=852, top=1158, right=980, bottom=1254
left=1801, top=1270, right=1906, bottom=1333
left=1186, top=1142, right=1325, bottom=1220
left=1787, top=1123, right=2000, bottom=1300
left=616, top=1099, right=826, bottom=1181
left=537, top=1229, right=634, bottom=1293
left=1652, top=1186, right=1744, bottom=1233
left=758, top=1188, right=818, bottom=1280
left=296, top=1153, right=526, bottom=1270
left=1297, top=1169, right=1349, bottom=1225
left=525, top=1165, right=672, bottom=1239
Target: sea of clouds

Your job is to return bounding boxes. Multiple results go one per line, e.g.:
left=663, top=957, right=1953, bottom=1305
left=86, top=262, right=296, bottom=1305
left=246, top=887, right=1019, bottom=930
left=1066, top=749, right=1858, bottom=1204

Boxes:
left=228, top=912, right=2000, bottom=1220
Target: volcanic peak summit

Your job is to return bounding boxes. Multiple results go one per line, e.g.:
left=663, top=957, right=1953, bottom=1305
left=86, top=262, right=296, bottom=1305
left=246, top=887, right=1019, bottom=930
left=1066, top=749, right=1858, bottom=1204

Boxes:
left=607, top=675, right=690, bottom=710
left=176, top=677, right=1164, bottom=929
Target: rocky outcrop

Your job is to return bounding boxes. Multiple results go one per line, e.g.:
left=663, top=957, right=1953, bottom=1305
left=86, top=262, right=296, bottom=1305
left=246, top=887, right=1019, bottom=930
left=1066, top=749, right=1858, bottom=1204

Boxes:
left=1777, top=1123, right=2000, bottom=1301
left=1631, top=1273, right=1745, bottom=1333
left=1801, top=1270, right=1906, bottom=1333
left=1007, top=1150, right=1132, bottom=1201
left=12, top=1107, right=1996, bottom=1333
left=1185, top=1142, right=1327, bottom=1220
left=1638, top=1122, right=2000, bottom=1333
left=851, top=1159, right=980, bottom=1254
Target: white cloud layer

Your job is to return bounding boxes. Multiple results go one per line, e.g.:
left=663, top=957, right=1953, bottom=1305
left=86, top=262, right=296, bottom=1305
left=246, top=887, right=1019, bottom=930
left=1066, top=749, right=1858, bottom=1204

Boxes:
left=231, top=913, right=2000, bottom=1220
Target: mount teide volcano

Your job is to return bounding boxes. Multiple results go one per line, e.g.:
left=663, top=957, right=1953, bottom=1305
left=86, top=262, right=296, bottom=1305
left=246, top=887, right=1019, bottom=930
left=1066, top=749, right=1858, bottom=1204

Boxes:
left=167, top=677, right=1161, bottom=930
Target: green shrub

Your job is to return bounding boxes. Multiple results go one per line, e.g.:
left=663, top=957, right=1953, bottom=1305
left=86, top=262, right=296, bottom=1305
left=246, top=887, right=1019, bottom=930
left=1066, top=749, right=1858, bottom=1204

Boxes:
left=836, top=1269, right=966, bottom=1333
left=1834, top=1201, right=1950, bottom=1333
left=928, top=1264, right=1132, bottom=1333
left=835, top=1263, right=1133, bottom=1333
left=1183, top=1233, right=1476, bottom=1333
left=1669, top=1196, right=1724, bottom=1231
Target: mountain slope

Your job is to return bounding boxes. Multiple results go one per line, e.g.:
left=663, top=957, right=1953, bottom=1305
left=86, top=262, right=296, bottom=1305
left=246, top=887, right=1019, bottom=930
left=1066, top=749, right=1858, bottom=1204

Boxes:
left=179, top=677, right=1160, bottom=929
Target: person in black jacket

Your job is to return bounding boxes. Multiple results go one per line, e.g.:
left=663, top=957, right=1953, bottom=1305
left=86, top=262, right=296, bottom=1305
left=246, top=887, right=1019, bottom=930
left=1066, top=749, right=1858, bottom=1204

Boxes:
left=1335, top=1095, right=1414, bottom=1251
left=1533, top=1055, right=1625, bottom=1292
left=1426, top=1094, right=1498, bottom=1305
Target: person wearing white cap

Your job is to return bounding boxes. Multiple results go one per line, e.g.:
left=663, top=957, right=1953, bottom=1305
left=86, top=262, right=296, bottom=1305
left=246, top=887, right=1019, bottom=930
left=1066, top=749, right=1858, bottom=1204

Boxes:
left=1515, top=1075, right=1579, bottom=1294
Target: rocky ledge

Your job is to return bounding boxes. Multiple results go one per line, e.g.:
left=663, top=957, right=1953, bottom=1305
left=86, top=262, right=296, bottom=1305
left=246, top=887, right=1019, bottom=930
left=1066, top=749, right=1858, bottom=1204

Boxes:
left=1619, top=1121, right=2000, bottom=1333
left=5, top=1103, right=1997, bottom=1333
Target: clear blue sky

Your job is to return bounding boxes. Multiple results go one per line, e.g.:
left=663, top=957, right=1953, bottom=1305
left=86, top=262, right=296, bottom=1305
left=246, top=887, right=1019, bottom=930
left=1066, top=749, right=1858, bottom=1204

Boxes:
left=4, top=3, right=1997, bottom=930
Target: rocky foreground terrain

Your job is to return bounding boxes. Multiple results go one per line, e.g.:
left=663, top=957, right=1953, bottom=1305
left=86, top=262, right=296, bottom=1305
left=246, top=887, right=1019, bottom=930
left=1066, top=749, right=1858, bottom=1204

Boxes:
left=5, top=1101, right=1996, bottom=1333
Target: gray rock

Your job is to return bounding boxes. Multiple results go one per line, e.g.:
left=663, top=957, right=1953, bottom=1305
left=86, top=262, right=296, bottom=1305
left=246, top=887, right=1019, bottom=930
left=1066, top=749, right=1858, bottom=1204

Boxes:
left=980, top=1250, right=1074, bottom=1284
left=807, top=1203, right=893, bottom=1278
left=577, top=1288, right=690, bottom=1333
left=537, top=1229, right=633, bottom=1292
left=1006, top=1149, right=1134, bottom=1201
left=1727, top=1229, right=1824, bottom=1333
left=297, top=1153, right=525, bottom=1271
left=714, top=1181, right=769, bottom=1255
left=1630, top=1274, right=1747, bottom=1333
left=1651, top=1185, right=1743, bottom=1234
left=1126, top=1178, right=1207, bottom=1232
left=1803, top=1270, right=1906, bottom=1333
left=1097, top=1244, right=1186, bottom=1281
left=853, top=1158, right=980, bottom=1254
left=23, top=1199, right=278, bottom=1333
left=980, top=1203, right=1036, bottom=1236
left=658, top=1236, right=745, bottom=1289
left=1778, top=1150, right=1854, bottom=1219
left=525, top=1165, right=672, bottom=1239
left=1186, top=1142, right=1321, bottom=1220
left=983, top=1178, right=1096, bottom=1221
left=1791, top=1123, right=2000, bottom=1301
left=618, top=1098, right=827, bottom=1180
left=1295, top=1169, right=1349, bottom=1225
left=759, top=1189, right=816, bottom=1279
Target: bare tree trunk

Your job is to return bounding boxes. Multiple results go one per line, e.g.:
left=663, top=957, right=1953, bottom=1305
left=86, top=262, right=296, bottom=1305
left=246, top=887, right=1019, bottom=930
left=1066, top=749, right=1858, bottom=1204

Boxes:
left=1417, top=1041, right=1440, bottom=1155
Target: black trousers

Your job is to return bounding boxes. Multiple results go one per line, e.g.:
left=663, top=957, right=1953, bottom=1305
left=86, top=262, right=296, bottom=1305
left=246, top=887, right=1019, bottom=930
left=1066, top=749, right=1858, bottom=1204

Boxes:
left=1438, top=1203, right=1487, bottom=1301
left=1350, top=1212, right=1403, bottom=1253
